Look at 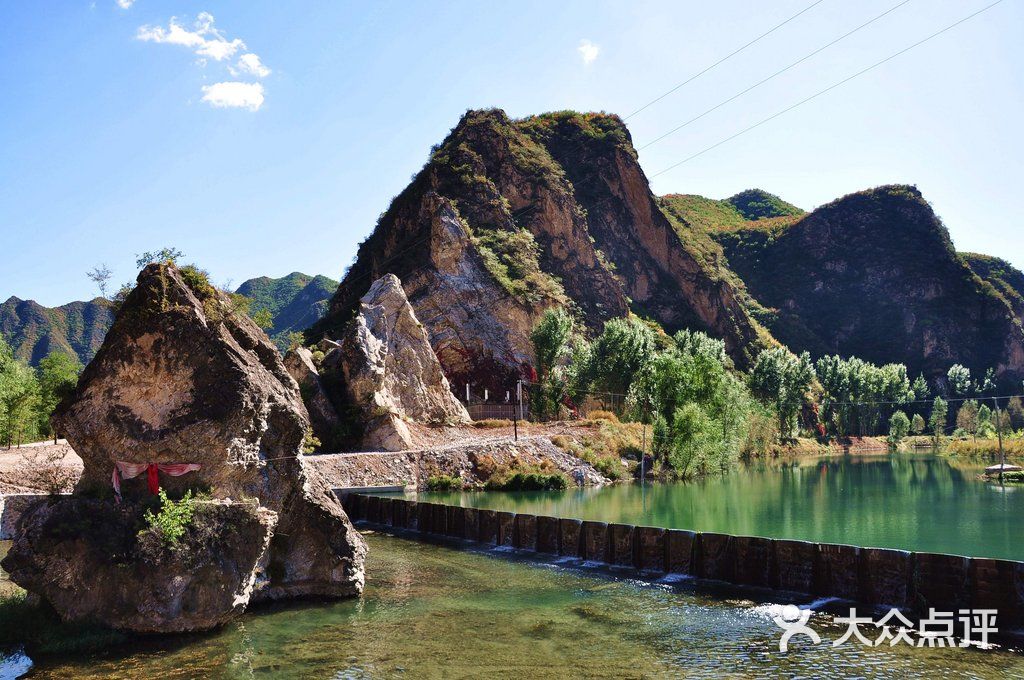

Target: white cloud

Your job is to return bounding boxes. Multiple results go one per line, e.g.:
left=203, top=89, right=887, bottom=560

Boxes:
left=200, top=82, right=265, bottom=111
left=116, top=0, right=135, bottom=9
left=577, top=39, right=600, bottom=65
left=137, top=12, right=245, bottom=62
left=230, top=53, right=271, bottom=78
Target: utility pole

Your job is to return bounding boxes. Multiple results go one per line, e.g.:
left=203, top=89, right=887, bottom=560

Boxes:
left=515, top=380, right=523, bottom=442
left=993, top=396, right=1006, bottom=483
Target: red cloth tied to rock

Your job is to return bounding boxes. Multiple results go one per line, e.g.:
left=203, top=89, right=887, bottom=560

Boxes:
left=111, top=461, right=201, bottom=501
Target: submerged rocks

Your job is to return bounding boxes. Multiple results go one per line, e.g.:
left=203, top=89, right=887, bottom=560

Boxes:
left=339, top=274, right=470, bottom=451
left=2, top=263, right=366, bottom=633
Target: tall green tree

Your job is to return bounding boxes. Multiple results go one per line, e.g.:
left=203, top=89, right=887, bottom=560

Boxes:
left=749, top=348, right=814, bottom=441
left=956, top=400, right=980, bottom=441
left=0, top=338, right=41, bottom=447
left=582, top=317, right=656, bottom=398
left=929, top=397, right=948, bottom=448
left=888, top=410, right=910, bottom=449
left=36, top=352, right=82, bottom=440
left=530, top=308, right=574, bottom=420
left=947, top=364, right=972, bottom=398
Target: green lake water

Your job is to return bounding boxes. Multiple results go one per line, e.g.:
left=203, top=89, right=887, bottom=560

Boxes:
left=4, top=532, right=1023, bottom=678
left=418, top=453, right=1023, bottom=560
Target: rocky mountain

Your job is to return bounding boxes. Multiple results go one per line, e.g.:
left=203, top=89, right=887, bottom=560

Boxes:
left=2, top=272, right=337, bottom=365
left=963, top=253, right=1024, bottom=321
left=0, top=296, right=113, bottom=366
left=698, top=185, right=1024, bottom=383
left=236, top=272, right=339, bottom=352
left=310, top=109, right=770, bottom=390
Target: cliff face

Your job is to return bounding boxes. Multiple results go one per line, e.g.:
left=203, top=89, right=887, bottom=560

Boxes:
left=0, top=297, right=114, bottom=366
left=311, top=109, right=769, bottom=388
left=713, top=185, right=1024, bottom=382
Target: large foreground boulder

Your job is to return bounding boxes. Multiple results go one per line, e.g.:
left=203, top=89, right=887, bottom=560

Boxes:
left=2, top=263, right=366, bottom=633
left=4, top=498, right=276, bottom=633
left=339, top=274, right=471, bottom=450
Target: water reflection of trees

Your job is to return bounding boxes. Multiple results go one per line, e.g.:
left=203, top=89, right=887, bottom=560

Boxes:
left=427, top=454, right=1018, bottom=558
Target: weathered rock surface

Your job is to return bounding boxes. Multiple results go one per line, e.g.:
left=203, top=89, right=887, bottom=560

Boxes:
left=310, top=109, right=769, bottom=384
left=339, top=274, right=470, bottom=451
left=283, top=346, right=341, bottom=446
left=4, top=498, right=276, bottom=633
left=3, top=263, right=366, bottom=633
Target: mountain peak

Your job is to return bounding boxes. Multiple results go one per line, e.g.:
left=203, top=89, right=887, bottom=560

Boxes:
left=726, top=189, right=804, bottom=220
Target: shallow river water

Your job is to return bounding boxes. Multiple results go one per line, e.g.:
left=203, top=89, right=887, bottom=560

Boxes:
left=418, top=453, right=1023, bottom=560
left=3, top=532, right=1023, bottom=678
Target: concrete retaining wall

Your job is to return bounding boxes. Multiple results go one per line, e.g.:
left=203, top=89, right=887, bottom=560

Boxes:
left=343, top=494, right=1024, bottom=627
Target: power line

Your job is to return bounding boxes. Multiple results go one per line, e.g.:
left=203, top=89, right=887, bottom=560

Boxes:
left=650, top=0, right=1005, bottom=178
left=637, top=0, right=913, bottom=151
left=623, top=0, right=828, bottom=120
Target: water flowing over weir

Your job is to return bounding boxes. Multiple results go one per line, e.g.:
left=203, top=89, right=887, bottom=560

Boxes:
left=342, top=492, right=1024, bottom=633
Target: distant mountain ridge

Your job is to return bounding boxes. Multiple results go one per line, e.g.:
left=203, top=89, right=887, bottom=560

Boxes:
left=668, top=184, right=1024, bottom=383
left=2, top=271, right=337, bottom=365
left=236, top=272, right=339, bottom=351
left=0, top=297, right=113, bottom=366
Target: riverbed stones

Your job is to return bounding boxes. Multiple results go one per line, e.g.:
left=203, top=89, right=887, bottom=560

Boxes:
left=3, top=263, right=367, bottom=633
left=339, top=274, right=470, bottom=451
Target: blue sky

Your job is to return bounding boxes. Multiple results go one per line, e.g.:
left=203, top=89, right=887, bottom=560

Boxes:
left=1, top=0, right=1021, bottom=306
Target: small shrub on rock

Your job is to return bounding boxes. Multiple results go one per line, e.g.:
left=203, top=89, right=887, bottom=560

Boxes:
left=143, top=490, right=196, bottom=547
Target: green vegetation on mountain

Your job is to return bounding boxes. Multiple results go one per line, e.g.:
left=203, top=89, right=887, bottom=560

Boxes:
left=3, top=271, right=336, bottom=365
left=235, top=272, right=339, bottom=352
left=726, top=189, right=804, bottom=221
left=0, top=297, right=113, bottom=367
left=713, top=185, right=1024, bottom=383
left=963, top=252, right=1024, bottom=318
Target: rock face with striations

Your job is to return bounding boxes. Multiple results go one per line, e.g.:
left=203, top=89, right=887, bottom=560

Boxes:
left=283, top=345, right=342, bottom=447
left=339, top=274, right=471, bottom=451
left=2, top=263, right=366, bottom=633
left=309, top=109, right=770, bottom=390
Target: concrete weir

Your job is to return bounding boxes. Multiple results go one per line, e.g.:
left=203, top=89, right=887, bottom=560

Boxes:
left=342, top=494, right=1024, bottom=628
